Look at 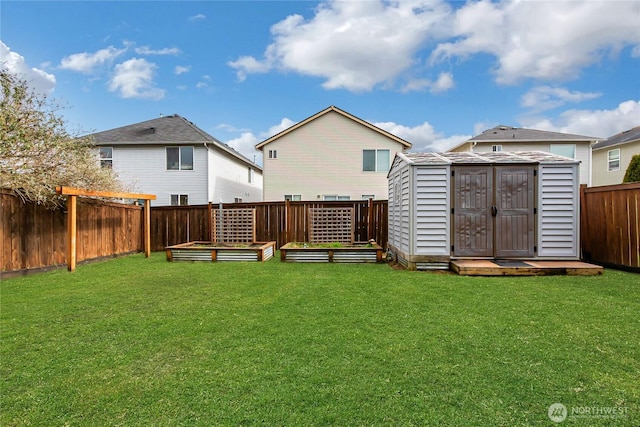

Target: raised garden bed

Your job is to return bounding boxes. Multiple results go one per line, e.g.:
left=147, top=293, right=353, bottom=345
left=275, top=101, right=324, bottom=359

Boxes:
left=280, top=242, right=384, bottom=263
left=166, top=241, right=275, bottom=262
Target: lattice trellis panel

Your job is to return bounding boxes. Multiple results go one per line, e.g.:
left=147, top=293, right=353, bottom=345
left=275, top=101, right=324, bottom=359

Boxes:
left=212, top=208, right=256, bottom=243
left=308, top=207, right=354, bottom=244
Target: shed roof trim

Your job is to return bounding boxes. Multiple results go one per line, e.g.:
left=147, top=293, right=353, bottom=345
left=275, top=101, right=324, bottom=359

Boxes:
left=254, top=105, right=412, bottom=150
left=401, top=151, right=580, bottom=165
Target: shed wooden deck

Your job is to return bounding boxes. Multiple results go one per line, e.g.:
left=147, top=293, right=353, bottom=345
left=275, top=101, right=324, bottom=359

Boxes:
left=450, top=260, right=603, bottom=276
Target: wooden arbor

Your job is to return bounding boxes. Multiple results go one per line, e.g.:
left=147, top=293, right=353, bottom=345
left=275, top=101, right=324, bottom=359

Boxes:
left=55, top=186, right=156, bottom=271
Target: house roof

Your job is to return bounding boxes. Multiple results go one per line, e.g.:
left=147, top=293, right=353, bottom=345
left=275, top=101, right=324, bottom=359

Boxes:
left=592, top=126, right=640, bottom=150
left=397, top=151, right=580, bottom=166
left=254, top=105, right=413, bottom=151
left=89, top=114, right=261, bottom=170
left=448, top=125, right=601, bottom=151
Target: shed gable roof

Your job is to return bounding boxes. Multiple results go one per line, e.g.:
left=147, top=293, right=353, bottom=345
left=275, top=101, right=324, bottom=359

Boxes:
left=89, top=114, right=261, bottom=171
left=592, top=126, right=640, bottom=150
left=255, top=105, right=412, bottom=151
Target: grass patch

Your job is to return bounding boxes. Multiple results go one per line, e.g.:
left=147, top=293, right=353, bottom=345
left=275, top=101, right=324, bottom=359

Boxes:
left=1, top=253, right=638, bottom=426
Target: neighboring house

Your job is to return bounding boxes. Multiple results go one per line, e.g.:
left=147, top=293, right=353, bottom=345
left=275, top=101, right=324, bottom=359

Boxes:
left=591, top=126, right=640, bottom=186
left=90, top=114, right=262, bottom=206
left=448, top=125, right=601, bottom=185
left=255, top=105, right=412, bottom=201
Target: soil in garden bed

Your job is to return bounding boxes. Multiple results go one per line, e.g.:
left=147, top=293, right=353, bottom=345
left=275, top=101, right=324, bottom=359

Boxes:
left=283, top=242, right=380, bottom=249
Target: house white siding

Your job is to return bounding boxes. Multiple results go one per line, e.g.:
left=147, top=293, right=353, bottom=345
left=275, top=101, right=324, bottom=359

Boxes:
left=111, top=145, right=209, bottom=206
left=537, top=163, right=579, bottom=258
left=208, top=149, right=263, bottom=203
left=262, top=111, right=406, bottom=201
left=413, top=166, right=449, bottom=256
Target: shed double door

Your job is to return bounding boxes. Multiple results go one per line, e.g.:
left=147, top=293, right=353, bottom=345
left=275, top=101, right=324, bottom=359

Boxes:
left=452, top=166, right=535, bottom=258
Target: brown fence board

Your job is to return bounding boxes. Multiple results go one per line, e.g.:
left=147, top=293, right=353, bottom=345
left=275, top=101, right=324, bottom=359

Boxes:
left=581, top=183, right=640, bottom=271
left=150, top=200, right=390, bottom=251
left=1, top=189, right=144, bottom=276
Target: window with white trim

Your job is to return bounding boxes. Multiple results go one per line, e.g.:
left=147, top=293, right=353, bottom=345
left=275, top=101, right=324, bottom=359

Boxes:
left=363, top=149, right=390, bottom=172
left=362, top=195, right=375, bottom=200
left=268, top=149, right=278, bottom=159
left=550, top=144, right=575, bottom=159
left=284, top=195, right=301, bottom=201
left=323, top=195, right=350, bottom=201
left=608, top=148, right=621, bottom=171
left=166, top=146, right=194, bottom=170
left=492, top=145, right=502, bottom=152
left=170, top=194, right=189, bottom=206
left=99, top=147, right=113, bottom=168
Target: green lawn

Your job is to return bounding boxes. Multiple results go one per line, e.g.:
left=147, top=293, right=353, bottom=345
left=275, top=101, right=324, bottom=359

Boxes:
left=1, top=253, right=638, bottom=426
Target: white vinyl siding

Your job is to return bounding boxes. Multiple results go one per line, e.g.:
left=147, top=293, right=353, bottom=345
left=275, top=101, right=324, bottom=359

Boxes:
left=413, top=166, right=449, bottom=255
left=537, top=164, right=579, bottom=258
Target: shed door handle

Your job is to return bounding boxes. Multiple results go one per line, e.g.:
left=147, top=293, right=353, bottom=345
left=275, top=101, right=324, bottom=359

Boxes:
left=491, top=205, right=498, bottom=217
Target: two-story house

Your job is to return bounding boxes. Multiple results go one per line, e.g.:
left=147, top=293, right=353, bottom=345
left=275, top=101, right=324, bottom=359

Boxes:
left=91, top=114, right=262, bottom=206
left=448, top=125, right=601, bottom=185
left=591, top=126, right=640, bottom=186
left=255, top=106, right=412, bottom=201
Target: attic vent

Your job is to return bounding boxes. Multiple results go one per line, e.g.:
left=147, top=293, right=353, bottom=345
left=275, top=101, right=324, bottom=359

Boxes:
left=149, top=127, right=155, bottom=134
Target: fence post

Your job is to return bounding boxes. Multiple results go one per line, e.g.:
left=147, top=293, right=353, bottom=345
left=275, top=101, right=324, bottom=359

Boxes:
left=208, top=202, right=213, bottom=242
left=144, top=199, right=151, bottom=257
left=67, top=195, right=77, bottom=271
left=368, top=197, right=374, bottom=241
left=285, top=199, right=290, bottom=244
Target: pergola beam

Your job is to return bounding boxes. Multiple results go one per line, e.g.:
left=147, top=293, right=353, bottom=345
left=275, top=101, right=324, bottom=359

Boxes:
left=55, top=186, right=157, bottom=271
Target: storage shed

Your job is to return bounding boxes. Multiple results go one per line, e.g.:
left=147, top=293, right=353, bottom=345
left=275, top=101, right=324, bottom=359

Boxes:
left=387, top=151, right=581, bottom=270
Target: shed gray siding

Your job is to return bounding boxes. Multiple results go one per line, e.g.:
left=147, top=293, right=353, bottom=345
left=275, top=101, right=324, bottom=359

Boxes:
left=413, top=166, right=450, bottom=256
left=537, top=163, right=579, bottom=258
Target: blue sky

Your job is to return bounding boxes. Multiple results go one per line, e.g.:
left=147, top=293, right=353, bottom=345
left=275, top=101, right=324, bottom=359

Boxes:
left=2, top=0, right=639, bottom=165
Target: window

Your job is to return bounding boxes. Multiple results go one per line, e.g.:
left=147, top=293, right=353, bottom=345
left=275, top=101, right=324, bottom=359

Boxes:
left=248, top=167, right=254, bottom=183
left=492, top=145, right=502, bottom=152
left=166, top=146, right=194, bottom=170
left=99, top=147, right=113, bottom=168
left=608, top=148, right=621, bottom=171
left=362, top=195, right=375, bottom=200
left=170, top=194, right=189, bottom=206
left=234, top=197, right=243, bottom=203
left=363, top=149, right=390, bottom=172
left=323, top=195, right=350, bottom=201
left=550, top=144, right=575, bottom=159
left=284, top=195, right=301, bottom=201
left=268, top=149, right=278, bottom=159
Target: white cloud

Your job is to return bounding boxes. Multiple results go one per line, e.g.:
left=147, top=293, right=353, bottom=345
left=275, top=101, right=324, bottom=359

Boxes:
left=135, top=46, right=181, bottom=56
left=189, top=14, right=206, bottom=22
left=60, top=45, right=126, bottom=74
left=230, top=0, right=639, bottom=91
left=222, top=117, right=296, bottom=166
left=229, top=0, right=451, bottom=91
left=108, top=58, right=165, bottom=100
left=174, top=65, right=190, bottom=75
left=521, top=86, right=601, bottom=112
left=430, top=0, right=640, bottom=84
left=226, top=132, right=262, bottom=165
left=402, top=71, right=454, bottom=93
left=0, top=41, right=56, bottom=95
left=520, top=100, right=640, bottom=138
left=374, top=120, right=469, bottom=152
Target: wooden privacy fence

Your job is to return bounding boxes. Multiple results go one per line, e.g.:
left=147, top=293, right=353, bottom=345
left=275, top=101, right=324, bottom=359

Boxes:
left=580, top=183, right=640, bottom=271
left=1, top=188, right=148, bottom=276
left=150, top=199, right=388, bottom=251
